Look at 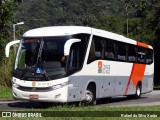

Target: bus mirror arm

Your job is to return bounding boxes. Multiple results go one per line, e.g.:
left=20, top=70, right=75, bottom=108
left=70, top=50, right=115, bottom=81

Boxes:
left=64, top=38, right=81, bottom=56
left=5, top=40, right=20, bottom=57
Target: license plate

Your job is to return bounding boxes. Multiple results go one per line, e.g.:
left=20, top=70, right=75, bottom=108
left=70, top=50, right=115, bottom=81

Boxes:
left=29, top=95, right=39, bottom=100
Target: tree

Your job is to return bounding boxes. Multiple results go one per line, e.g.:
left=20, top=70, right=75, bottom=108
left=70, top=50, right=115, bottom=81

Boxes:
left=0, top=0, right=22, bottom=86
left=15, top=0, right=126, bottom=33
left=0, top=0, right=22, bottom=60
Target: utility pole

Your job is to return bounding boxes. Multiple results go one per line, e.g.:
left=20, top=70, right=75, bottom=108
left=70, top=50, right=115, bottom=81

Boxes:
left=13, top=22, right=24, bottom=54
left=125, top=1, right=129, bottom=37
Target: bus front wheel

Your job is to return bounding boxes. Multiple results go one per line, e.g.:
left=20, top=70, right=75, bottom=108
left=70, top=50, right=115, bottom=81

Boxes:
left=84, top=86, right=96, bottom=105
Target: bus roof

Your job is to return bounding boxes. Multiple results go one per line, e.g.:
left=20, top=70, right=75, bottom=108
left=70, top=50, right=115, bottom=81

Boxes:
left=23, top=26, right=92, bottom=37
left=23, top=26, right=153, bottom=49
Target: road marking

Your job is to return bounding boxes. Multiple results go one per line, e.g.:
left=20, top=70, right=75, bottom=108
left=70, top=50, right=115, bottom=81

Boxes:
left=0, top=101, right=19, bottom=104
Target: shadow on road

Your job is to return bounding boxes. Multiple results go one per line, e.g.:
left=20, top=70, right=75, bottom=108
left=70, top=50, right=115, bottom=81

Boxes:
left=8, top=101, right=65, bottom=109
left=7, top=96, right=148, bottom=109
left=97, top=96, right=147, bottom=105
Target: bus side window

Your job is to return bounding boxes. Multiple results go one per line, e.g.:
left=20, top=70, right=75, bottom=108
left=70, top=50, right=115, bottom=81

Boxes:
left=68, top=43, right=80, bottom=70
left=116, top=42, right=127, bottom=62
left=104, top=39, right=115, bottom=60
left=94, top=36, right=104, bottom=60
left=87, top=36, right=104, bottom=63
left=128, top=45, right=136, bottom=62
left=146, top=49, right=153, bottom=64
left=137, top=47, right=146, bottom=63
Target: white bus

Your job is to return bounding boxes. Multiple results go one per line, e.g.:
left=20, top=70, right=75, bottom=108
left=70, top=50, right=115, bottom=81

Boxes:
left=6, top=26, right=154, bottom=105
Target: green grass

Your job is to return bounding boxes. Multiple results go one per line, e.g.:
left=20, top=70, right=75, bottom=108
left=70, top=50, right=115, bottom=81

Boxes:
left=0, top=85, right=12, bottom=99
left=0, top=85, right=160, bottom=119
left=1, top=105, right=160, bottom=120
left=27, top=104, right=160, bottom=111
left=0, top=99, right=160, bottom=119
left=1, top=117, right=160, bottom=120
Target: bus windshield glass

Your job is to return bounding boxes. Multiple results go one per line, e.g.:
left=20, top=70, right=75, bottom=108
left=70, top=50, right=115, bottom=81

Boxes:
left=14, top=37, right=68, bottom=81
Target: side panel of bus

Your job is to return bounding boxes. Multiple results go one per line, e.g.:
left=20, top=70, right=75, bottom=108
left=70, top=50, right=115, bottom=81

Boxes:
left=71, top=33, right=154, bottom=100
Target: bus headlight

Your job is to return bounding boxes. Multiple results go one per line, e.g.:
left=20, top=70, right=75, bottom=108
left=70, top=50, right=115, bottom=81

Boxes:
left=52, top=81, right=69, bottom=90
left=12, top=82, right=19, bottom=88
left=12, top=79, right=19, bottom=88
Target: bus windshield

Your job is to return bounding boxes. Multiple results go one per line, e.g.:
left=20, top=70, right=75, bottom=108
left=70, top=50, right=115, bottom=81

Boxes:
left=14, top=37, right=68, bottom=81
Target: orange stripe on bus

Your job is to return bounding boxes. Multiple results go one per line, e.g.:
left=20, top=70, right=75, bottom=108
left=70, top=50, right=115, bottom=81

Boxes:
left=130, top=64, right=146, bottom=88
left=125, top=41, right=147, bottom=95
left=125, top=63, right=146, bottom=95
left=137, top=42, right=149, bottom=48
left=125, top=64, right=135, bottom=95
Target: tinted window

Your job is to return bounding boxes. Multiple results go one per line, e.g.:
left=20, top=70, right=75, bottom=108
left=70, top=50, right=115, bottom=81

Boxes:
left=104, top=39, right=115, bottom=60
left=41, top=38, right=66, bottom=62
left=95, top=38, right=104, bottom=59
left=68, top=43, right=80, bottom=70
left=73, top=34, right=90, bottom=68
left=137, top=47, right=146, bottom=63
left=116, top=42, right=127, bottom=61
left=87, top=36, right=153, bottom=65
left=87, top=36, right=104, bottom=63
left=146, top=49, right=153, bottom=64
left=128, top=45, right=137, bottom=62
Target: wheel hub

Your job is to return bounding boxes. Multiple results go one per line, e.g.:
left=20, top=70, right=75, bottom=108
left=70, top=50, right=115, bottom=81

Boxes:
left=85, top=90, right=93, bottom=102
left=137, top=87, right=141, bottom=96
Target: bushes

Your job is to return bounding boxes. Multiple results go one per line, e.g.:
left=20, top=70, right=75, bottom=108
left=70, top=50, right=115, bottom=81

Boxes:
left=0, top=50, right=15, bottom=87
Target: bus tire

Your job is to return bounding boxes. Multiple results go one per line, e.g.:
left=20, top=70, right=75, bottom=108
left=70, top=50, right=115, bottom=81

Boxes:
left=84, top=86, right=96, bottom=105
left=134, top=83, right=142, bottom=99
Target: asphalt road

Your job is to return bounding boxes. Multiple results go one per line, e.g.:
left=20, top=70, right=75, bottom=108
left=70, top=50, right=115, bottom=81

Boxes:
left=0, top=90, right=160, bottom=110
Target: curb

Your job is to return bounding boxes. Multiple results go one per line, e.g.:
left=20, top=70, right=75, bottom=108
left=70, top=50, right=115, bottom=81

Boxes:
left=0, top=98, right=14, bottom=102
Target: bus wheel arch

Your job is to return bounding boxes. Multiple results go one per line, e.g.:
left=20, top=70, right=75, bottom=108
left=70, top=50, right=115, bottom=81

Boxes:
left=83, top=82, right=96, bottom=105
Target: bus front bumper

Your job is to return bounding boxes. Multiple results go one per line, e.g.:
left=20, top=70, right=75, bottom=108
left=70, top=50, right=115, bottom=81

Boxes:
left=12, top=86, right=68, bottom=102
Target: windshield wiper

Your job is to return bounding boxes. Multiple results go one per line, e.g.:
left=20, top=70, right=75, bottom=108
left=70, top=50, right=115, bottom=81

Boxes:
left=36, top=40, right=49, bottom=81
left=36, top=40, right=44, bottom=64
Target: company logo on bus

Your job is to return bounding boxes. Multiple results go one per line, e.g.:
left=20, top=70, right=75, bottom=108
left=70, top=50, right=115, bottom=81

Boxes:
left=98, top=61, right=110, bottom=74
left=32, top=81, right=36, bottom=86
left=98, top=61, right=102, bottom=73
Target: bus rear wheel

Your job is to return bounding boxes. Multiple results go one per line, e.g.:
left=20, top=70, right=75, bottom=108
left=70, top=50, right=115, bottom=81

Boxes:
left=127, top=83, right=142, bottom=99
left=134, top=83, right=142, bottom=99
left=83, top=86, right=96, bottom=105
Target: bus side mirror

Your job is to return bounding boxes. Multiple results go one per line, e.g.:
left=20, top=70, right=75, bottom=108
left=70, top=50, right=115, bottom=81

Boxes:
left=64, top=38, right=81, bottom=56
left=5, top=40, right=20, bottom=57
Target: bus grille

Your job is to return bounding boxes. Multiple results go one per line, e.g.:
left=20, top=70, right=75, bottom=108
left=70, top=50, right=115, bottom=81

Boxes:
left=18, top=86, right=53, bottom=92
